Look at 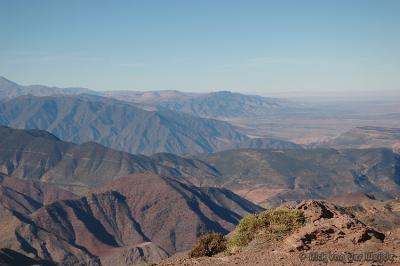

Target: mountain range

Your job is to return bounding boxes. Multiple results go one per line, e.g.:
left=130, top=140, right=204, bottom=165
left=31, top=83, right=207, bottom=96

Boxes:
left=0, top=94, right=300, bottom=155
left=1, top=126, right=399, bottom=209
left=0, top=77, right=298, bottom=119
left=2, top=76, right=399, bottom=148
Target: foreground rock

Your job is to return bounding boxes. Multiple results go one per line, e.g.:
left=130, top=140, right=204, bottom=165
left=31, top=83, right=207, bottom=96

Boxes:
left=285, top=200, right=385, bottom=251
left=157, top=200, right=400, bottom=266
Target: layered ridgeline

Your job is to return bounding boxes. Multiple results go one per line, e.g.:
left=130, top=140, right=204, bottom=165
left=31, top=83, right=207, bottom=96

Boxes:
left=0, top=126, right=178, bottom=194
left=0, top=94, right=300, bottom=155
left=0, top=174, right=262, bottom=266
left=1, top=126, right=399, bottom=208
left=0, top=76, right=94, bottom=99
left=154, top=148, right=400, bottom=208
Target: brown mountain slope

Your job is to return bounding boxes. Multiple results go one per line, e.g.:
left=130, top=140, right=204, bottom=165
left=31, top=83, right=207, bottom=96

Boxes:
left=0, top=173, right=263, bottom=265
left=0, top=175, right=76, bottom=225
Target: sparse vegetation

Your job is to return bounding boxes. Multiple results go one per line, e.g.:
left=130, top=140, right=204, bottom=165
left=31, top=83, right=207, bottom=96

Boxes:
left=189, top=233, right=227, bottom=258
left=227, top=208, right=305, bottom=251
left=227, top=214, right=262, bottom=247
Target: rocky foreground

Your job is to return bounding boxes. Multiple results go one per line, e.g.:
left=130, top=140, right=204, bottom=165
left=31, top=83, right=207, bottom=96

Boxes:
left=157, top=200, right=400, bottom=266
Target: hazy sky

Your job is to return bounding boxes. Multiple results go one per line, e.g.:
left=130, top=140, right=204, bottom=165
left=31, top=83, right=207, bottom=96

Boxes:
left=1, top=0, right=399, bottom=94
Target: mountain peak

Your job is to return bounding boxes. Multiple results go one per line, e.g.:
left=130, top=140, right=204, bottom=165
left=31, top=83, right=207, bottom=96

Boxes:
left=0, top=76, right=19, bottom=86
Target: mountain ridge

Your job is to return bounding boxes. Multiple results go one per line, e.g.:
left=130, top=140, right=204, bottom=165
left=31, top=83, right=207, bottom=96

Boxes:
left=0, top=76, right=94, bottom=100
left=0, top=94, right=300, bottom=155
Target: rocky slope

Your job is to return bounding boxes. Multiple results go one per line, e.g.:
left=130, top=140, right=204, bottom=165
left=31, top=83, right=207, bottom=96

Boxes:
left=0, top=173, right=262, bottom=266
left=157, top=200, right=400, bottom=266
left=329, top=192, right=400, bottom=234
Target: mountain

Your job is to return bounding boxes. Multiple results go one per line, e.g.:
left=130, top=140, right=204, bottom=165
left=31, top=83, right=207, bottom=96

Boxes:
left=0, top=173, right=262, bottom=265
left=192, top=148, right=400, bottom=207
left=0, top=126, right=298, bottom=196
left=0, top=95, right=300, bottom=155
left=0, top=76, right=93, bottom=100
left=0, top=125, right=189, bottom=194
left=104, top=90, right=296, bottom=119
left=317, top=126, right=400, bottom=152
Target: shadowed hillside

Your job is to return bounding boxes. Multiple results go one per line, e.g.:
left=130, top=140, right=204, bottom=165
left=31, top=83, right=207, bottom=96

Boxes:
left=0, top=126, right=180, bottom=194
left=0, top=173, right=262, bottom=265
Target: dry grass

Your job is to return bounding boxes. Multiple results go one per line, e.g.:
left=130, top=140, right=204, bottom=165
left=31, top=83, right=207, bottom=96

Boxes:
left=189, top=233, right=227, bottom=258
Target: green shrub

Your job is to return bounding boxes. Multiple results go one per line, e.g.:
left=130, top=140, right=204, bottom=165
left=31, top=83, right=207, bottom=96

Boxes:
left=189, top=233, right=227, bottom=258
left=258, top=208, right=304, bottom=239
left=227, top=208, right=304, bottom=250
left=228, top=214, right=261, bottom=247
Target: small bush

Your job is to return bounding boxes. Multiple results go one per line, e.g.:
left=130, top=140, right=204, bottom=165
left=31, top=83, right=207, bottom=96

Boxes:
left=258, top=208, right=304, bottom=239
left=228, top=208, right=304, bottom=250
left=227, top=214, right=261, bottom=247
left=189, top=233, right=227, bottom=258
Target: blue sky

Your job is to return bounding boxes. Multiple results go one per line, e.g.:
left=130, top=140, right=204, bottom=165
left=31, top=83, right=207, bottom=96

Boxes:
left=0, top=0, right=399, bottom=94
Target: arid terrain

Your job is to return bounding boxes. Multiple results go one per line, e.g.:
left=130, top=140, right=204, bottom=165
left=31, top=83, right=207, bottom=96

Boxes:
left=2, top=1, right=400, bottom=264
left=157, top=198, right=400, bottom=266
left=0, top=79, right=399, bottom=266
